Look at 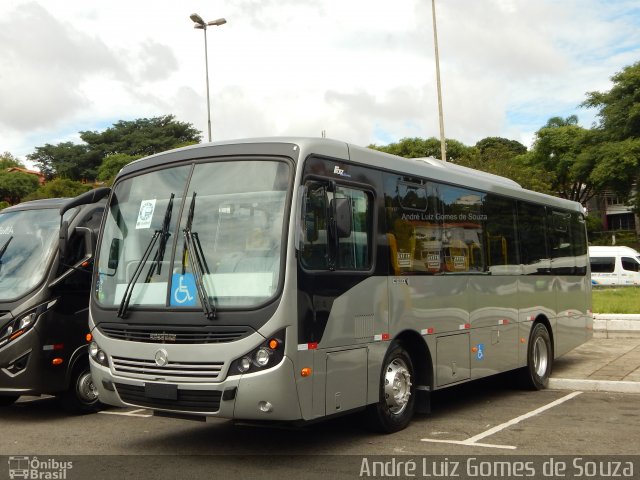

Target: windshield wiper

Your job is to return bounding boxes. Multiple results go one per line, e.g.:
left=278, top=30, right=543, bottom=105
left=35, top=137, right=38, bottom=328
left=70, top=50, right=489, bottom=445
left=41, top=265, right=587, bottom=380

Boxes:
left=144, top=193, right=174, bottom=282
left=182, top=192, right=215, bottom=319
left=0, top=236, right=12, bottom=274
left=117, top=196, right=174, bottom=319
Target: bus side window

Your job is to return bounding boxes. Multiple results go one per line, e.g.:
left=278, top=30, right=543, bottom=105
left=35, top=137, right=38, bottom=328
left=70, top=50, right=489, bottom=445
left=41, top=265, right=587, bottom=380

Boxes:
left=518, top=202, right=550, bottom=274
left=301, top=182, right=372, bottom=271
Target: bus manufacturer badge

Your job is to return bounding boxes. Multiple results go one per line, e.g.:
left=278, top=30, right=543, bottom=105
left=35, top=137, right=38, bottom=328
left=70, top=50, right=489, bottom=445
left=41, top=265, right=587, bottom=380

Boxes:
left=155, top=349, right=169, bottom=367
left=150, top=333, right=177, bottom=342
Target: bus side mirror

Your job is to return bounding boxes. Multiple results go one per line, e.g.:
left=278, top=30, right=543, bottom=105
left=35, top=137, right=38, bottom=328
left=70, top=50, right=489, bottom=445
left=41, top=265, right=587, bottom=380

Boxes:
left=49, top=227, right=95, bottom=289
left=333, top=198, right=352, bottom=239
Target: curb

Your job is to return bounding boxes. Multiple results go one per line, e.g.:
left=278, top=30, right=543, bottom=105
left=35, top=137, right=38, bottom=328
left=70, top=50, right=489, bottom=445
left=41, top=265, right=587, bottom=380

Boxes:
left=549, top=378, right=640, bottom=394
left=593, top=314, right=640, bottom=338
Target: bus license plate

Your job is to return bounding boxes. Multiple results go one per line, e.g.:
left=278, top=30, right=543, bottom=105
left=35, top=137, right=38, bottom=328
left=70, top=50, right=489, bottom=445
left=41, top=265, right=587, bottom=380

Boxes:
left=145, top=383, right=177, bottom=400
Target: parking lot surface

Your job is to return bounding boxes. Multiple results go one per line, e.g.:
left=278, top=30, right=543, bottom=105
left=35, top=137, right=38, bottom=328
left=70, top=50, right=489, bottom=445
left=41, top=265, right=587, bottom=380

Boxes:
left=2, top=338, right=639, bottom=479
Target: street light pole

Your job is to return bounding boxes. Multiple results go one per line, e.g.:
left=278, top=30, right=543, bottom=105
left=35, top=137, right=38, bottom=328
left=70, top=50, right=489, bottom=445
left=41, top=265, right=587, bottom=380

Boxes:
left=190, top=14, right=226, bottom=143
left=431, top=0, right=447, bottom=162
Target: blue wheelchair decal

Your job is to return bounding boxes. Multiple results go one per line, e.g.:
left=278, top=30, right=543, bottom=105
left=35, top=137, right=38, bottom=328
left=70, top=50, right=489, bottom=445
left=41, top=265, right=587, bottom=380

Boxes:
left=171, top=273, right=197, bottom=306
left=476, top=343, right=485, bottom=361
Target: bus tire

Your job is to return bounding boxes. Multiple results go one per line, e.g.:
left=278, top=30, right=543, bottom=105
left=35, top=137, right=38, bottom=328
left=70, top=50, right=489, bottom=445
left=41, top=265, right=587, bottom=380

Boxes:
left=520, top=323, right=552, bottom=390
left=0, top=395, right=19, bottom=406
left=366, top=343, right=415, bottom=433
left=58, top=362, right=101, bottom=414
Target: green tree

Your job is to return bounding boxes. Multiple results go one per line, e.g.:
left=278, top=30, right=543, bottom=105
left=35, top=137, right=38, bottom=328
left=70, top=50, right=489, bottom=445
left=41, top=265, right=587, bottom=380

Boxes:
left=475, top=137, right=527, bottom=157
left=24, top=178, right=92, bottom=201
left=582, top=62, right=640, bottom=210
left=97, top=153, right=142, bottom=185
left=0, top=171, right=40, bottom=204
left=369, top=137, right=471, bottom=162
left=27, top=115, right=202, bottom=181
left=527, top=116, right=604, bottom=203
left=27, top=142, right=102, bottom=181
left=81, top=115, right=201, bottom=157
left=0, top=152, right=26, bottom=169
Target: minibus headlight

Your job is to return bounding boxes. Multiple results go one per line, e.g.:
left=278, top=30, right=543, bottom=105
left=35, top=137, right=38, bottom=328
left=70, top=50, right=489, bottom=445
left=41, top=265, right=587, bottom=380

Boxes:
left=89, top=341, right=109, bottom=367
left=238, top=357, right=252, bottom=373
left=0, top=302, right=54, bottom=346
left=254, top=347, right=271, bottom=367
left=229, top=329, right=286, bottom=375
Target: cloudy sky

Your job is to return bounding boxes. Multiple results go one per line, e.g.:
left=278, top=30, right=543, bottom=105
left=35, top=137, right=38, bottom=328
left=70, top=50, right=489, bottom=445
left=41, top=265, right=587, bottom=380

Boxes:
left=1, top=0, right=639, bottom=168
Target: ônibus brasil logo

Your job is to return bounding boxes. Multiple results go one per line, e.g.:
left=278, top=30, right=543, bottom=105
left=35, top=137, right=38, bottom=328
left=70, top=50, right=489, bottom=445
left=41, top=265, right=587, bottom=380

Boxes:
left=8, top=456, right=73, bottom=479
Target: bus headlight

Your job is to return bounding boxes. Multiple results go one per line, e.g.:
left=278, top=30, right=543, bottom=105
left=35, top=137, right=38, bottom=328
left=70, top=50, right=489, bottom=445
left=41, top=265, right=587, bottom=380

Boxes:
left=254, top=347, right=271, bottom=367
left=230, top=329, right=286, bottom=375
left=89, top=341, right=109, bottom=367
left=0, top=301, right=56, bottom=348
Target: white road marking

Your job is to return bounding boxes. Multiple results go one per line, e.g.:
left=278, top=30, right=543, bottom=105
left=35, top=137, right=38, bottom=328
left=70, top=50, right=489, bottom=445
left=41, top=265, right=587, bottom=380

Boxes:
left=99, top=408, right=152, bottom=418
left=421, top=391, right=583, bottom=450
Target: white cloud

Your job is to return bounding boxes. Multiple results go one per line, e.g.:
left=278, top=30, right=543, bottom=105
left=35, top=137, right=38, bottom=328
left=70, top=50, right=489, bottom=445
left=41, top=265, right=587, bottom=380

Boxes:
left=0, top=0, right=638, bottom=167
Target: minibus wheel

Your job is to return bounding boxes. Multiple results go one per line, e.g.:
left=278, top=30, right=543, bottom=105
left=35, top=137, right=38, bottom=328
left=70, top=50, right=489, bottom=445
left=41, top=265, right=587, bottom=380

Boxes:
left=366, top=342, right=415, bottom=433
left=0, top=395, right=19, bottom=406
left=59, top=363, right=101, bottom=413
left=520, top=322, right=552, bottom=390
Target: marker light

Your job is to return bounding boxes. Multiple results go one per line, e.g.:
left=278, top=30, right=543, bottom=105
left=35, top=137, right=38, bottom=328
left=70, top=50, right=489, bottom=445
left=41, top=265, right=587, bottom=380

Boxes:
left=86, top=333, right=93, bottom=342
left=52, top=358, right=64, bottom=366
left=301, top=368, right=312, bottom=377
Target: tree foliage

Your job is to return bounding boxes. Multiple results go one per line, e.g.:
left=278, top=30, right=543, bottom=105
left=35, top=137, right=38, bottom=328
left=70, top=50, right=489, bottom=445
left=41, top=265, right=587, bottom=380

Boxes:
left=27, top=142, right=102, bottom=181
left=0, top=152, right=26, bottom=169
left=27, top=115, right=201, bottom=181
left=97, top=153, right=142, bottom=184
left=0, top=171, right=40, bottom=204
left=527, top=116, right=598, bottom=203
left=369, top=137, right=471, bottom=162
left=80, top=115, right=201, bottom=157
left=582, top=62, right=640, bottom=211
left=24, top=178, right=92, bottom=201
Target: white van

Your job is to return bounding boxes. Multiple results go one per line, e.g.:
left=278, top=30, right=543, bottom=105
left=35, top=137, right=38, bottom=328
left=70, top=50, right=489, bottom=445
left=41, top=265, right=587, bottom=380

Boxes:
left=589, top=245, right=640, bottom=285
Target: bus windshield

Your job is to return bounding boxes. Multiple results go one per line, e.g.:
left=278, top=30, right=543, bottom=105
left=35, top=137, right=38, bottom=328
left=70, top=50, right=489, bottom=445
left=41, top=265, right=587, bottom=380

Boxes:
left=0, top=208, right=60, bottom=300
left=96, top=160, right=291, bottom=312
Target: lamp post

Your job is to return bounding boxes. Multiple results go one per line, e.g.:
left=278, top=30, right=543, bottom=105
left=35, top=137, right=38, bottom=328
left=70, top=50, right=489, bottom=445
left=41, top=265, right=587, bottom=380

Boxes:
left=431, top=0, right=446, bottom=162
left=190, top=13, right=226, bottom=143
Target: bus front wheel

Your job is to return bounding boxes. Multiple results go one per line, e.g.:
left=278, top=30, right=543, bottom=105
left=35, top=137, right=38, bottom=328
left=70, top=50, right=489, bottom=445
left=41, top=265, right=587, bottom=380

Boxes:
left=58, top=362, right=101, bottom=414
left=520, top=323, right=552, bottom=390
left=366, top=342, right=415, bottom=433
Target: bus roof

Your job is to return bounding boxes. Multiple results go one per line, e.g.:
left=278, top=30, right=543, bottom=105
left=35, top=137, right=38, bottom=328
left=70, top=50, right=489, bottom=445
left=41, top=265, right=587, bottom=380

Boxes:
left=1, top=197, right=68, bottom=212
left=117, top=137, right=583, bottom=213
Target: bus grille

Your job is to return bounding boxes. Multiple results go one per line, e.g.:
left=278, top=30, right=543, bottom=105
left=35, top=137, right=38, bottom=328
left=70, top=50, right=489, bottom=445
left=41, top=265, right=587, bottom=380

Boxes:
left=98, top=324, right=253, bottom=344
left=111, top=356, right=224, bottom=381
left=114, top=383, right=221, bottom=413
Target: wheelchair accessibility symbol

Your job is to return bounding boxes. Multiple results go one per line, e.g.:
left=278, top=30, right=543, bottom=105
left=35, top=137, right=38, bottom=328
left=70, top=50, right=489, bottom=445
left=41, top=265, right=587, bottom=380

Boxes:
left=171, top=273, right=197, bottom=306
left=476, top=344, right=485, bottom=361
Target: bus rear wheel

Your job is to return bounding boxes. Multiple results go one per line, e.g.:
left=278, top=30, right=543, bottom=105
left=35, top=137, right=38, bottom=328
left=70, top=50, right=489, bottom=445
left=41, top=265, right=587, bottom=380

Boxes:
left=58, top=363, right=101, bottom=414
left=520, top=323, right=552, bottom=390
left=366, top=343, right=415, bottom=433
left=0, top=395, right=19, bottom=406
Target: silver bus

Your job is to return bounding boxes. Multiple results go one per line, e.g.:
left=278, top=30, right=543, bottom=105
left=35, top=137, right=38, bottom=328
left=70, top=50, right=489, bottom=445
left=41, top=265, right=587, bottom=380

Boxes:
left=89, top=138, right=592, bottom=432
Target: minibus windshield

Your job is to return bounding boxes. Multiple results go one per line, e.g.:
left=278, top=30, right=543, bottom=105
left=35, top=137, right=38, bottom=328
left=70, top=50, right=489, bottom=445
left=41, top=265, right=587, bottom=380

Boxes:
left=96, top=159, right=291, bottom=312
left=0, top=208, right=60, bottom=300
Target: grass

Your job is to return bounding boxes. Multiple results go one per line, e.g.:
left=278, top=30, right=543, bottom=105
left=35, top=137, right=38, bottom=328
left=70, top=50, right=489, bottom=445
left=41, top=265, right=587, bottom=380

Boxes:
left=592, top=286, right=640, bottom=314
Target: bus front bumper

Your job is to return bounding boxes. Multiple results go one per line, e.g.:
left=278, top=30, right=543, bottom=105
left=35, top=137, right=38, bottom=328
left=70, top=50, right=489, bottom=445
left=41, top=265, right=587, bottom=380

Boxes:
left=0, top=328, right=67, bottom=396
left=90, top=356, right=302, bottom=421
